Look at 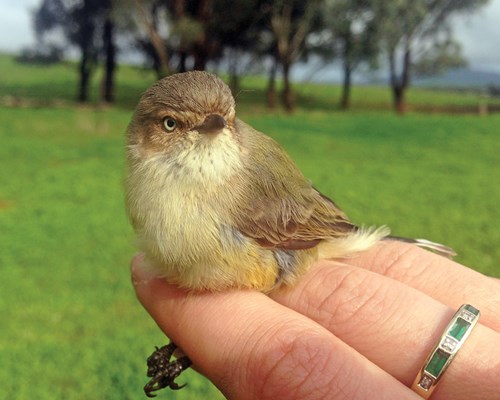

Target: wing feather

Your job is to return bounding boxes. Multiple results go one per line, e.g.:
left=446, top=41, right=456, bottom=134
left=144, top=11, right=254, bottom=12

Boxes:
left=232, top=120, right=356, bottom=250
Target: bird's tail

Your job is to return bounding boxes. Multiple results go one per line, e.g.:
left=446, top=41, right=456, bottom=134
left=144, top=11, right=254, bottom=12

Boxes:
left=318, top=226, right=456, bottom=260
left=385, top=235, right=456, bottom=259
left=318, top=225, right=391, bottom=260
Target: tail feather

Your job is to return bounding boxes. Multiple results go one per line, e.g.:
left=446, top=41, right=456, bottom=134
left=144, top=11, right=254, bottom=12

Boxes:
left=318, top=225, right=391, bottom=260
left=318, top=226, right=456, bottom=260
left=387, top=236, right=456, bottom=259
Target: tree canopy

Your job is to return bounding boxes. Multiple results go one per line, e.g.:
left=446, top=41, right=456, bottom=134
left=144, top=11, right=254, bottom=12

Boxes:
left=30, top=0, right=490, bottom=113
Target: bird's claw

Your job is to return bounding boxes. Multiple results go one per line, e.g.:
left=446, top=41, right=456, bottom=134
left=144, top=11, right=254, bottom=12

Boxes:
left=143, top=343, right=192, bottom=397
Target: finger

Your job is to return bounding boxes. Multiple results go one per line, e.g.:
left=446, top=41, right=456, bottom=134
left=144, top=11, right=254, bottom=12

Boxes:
left=131, top=256, right=420, bottom=400
left=270, top=260, right=500, bottom=400
left=343, top=241, right=500, bottom=332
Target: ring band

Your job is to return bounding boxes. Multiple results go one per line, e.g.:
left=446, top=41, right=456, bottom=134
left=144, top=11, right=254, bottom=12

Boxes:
left=411, top=304, right=480, bottom=398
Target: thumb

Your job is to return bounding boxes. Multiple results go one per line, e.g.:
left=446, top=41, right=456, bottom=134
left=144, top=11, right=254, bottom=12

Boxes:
left=130, top=253, right=170, bottom=310
left=130, top=253, right=155, bottom=287
left=130, top=253, right=191, bottom=336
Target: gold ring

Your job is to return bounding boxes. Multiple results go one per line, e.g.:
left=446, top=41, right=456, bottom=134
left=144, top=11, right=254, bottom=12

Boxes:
left=411, top=304, right=480, bottom=398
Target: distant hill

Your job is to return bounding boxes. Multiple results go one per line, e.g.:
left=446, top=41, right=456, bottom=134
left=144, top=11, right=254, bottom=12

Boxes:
left=414, top=68, right=500, bottom=89
left=292, top=58, right=500, bottom=91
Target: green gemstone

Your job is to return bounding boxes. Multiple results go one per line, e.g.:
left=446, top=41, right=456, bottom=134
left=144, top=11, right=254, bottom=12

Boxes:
left=464, top=304, right=479, bottom=316
left=425, top=350, right=449, bottom=377
left=449, top=318, right=470, bottom=340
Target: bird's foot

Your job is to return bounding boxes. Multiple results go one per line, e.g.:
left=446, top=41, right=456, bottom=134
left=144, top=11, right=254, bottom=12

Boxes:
left=143, top=342, right=192, bottom=397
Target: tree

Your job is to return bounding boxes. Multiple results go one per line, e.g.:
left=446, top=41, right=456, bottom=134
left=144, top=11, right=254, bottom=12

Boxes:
left=412, top=33, right=466, bottom=77
left=210, top=0, right=268, bottom=93
left=70, top=0, right=100, bottom=102
left=266, top=0, right=321, bottom=112
left=373, top=0, right=489, bottom=114
left=131, top=0, right=220, bottom=76
left=324, top=0, right=379, bottom=110
left=132, top=0, right=172, bottom=77
left=100, top=0, right=116, bottom=103
left=191, top=0, right=215, bottom=70
left=33, top=0, right=118, bottom=103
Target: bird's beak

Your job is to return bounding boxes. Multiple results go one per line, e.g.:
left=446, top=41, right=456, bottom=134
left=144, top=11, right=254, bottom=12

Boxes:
left=196, top=114, right=226, bottom=135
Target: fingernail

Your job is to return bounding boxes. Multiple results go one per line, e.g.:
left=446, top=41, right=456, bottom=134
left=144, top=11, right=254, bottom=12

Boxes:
left=130, top=253, right=157, bottom=286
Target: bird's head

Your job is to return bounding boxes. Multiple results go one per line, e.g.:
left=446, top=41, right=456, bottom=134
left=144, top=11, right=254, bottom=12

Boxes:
left=127, top=71, right=244, bottom=185
left=127, top=71, right=237, bottom=159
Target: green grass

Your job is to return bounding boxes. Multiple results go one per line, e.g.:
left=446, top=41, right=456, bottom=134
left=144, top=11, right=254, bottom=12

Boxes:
left=0, top=107, right=225, bottom=399
left=1, top=54, right=499, bottom=399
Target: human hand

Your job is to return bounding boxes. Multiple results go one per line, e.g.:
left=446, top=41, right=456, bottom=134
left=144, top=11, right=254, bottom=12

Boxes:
left=131, top=242, right=500, bottom=400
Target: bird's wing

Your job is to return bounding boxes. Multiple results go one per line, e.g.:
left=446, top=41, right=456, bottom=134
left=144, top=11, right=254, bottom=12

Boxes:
left=232, top=120, right=355, bottom=250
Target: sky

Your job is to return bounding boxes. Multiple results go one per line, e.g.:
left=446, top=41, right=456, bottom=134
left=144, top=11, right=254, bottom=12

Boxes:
left=1, top=0, right=499, bottom=73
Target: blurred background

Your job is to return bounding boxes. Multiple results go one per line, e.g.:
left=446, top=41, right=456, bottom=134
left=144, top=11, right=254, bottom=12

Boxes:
left=1, top=0, right=499, bottom=399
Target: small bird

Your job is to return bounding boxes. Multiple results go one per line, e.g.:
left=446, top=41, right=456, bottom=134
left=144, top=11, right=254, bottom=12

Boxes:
left=125, top=70, right=454, bottom=396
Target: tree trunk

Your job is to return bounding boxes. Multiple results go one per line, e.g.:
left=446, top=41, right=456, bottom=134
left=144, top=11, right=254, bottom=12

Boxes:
left=78, top=50, right=92, bottom=102
left=392, top=85, right=406, bottom=114
left=340, top=61, right=352, bottom=110
left=229, top=73, right=239, bottom=96
left=193, top=0, right=212, bottom=70
left=282, top=62, right=295, bottom=112
left=228, top=54, right=240, bottom=95
left=152, top=54, right=162, bottom=80
left=101, top=16, right=116, bottom=103
left=389, top=43, right=411, bottom=114
left=76, top=0, right=95, bottom=103
left=135, top=1, right=170, bottom=77
left=146, top=4, right=171, bottom=76
left=193, top=44, right=207, bottom=70
left=178, top=52, right=187, bottom=72
left=267, top=59, right=277, bottom=109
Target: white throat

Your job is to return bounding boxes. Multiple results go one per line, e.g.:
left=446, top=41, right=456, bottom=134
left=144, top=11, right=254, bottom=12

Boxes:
left=169, top=128, right=242, bottom=186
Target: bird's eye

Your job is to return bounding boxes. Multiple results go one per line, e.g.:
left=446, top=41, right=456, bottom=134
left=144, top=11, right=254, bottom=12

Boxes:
left=163, top=117, right=177, bottom=132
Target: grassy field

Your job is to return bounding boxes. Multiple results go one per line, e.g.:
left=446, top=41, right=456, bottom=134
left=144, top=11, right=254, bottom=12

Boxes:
left=1, top=54, right=499, bottom=399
